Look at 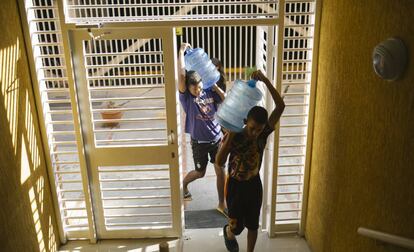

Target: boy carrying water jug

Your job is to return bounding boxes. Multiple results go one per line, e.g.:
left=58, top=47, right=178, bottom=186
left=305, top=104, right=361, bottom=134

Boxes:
left=178, top=43, right=227, bottom=215
left=216, top=70, right=285, bottom=252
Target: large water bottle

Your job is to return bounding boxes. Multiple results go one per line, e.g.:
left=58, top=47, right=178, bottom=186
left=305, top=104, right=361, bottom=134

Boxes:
left=184, top=48, right=220, bottom=90
left=216, top=79, right=263, bottom=132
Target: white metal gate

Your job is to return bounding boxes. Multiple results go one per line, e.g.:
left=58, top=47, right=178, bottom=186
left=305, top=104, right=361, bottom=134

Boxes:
left=20, top=0, right=319, bottom=241
left=69, top=27, right=181, bottom=238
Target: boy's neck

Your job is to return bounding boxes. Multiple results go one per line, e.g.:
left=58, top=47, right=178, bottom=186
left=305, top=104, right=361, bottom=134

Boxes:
left=242, top=128, right=256, bottom=140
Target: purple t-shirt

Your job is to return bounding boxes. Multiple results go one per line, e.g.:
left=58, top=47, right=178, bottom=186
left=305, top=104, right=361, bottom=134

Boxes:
left=179, top=89, right=223, bottom=141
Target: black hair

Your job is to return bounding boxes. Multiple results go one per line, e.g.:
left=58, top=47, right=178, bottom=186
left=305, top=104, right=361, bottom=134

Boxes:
left=185, top=70, right=202, bottom=88
left=211, top=58, right=227, bottom=92
left=246, top=106, right=268, bottom=125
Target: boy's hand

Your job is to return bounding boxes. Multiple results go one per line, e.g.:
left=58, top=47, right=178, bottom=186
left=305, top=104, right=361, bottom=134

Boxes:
left=211, top=83, right=217, bottom=92
left=251, top=70, right=267, bottom=82
left=180, top=43, right=191, bottom=53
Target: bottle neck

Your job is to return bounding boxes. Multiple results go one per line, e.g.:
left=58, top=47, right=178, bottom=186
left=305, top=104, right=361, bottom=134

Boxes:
left=247, top=79, right=257, bottom=88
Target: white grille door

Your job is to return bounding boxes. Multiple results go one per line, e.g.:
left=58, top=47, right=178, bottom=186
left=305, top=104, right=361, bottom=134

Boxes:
left=69, top=28, right=181, bottom=238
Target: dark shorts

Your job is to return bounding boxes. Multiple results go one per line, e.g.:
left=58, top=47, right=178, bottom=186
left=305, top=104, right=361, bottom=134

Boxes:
left=191, top=138, right=220, bottom=172
left=226, top=175, right=263, bottom=234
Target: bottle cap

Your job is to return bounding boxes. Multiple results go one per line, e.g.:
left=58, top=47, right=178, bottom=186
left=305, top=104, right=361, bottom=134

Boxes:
left=247, top=79, right=257, bottom=88
left=185, top=48, right=193, bottom=55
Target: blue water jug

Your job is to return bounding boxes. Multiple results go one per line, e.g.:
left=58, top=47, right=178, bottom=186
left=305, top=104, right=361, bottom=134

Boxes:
left=216, top=79, right=263, bottom=132
left=184, top=48, right=220, bottom=90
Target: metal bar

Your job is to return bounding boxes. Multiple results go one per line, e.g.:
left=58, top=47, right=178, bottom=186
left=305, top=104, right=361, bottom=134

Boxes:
left=51, top=151, right=79, bottom=154
left=61, top=198, right=86, bottom=202
left=55, top=171, right=81, bottom=174
left=280, top=124, right=307, bottom=127
left=89, top=85, right=165, bottom=90
left=281, top=113, right=308, bottom=117
left=285, top=103, right=310, bottom=106
left=53, top=161, right=79, bottom=165
left=66, top=2, right=278, bottom=8
left=279, top=154, right=305, bottom=157
left=59, top=189, right=84, bottom=192
left=47, top=120, right=74, bottom=125
left=43, top=100, right=70, bottom=104
left=56, top=179, right=83, bottom=183
left=49, top=140, right=77, bottom=145
left=64, top=216, right=88, bottom=219
left=105, top=213, right=171, bottom=218
left=279, top=144, right=306, bottom=148
left=279, top=134, right=307, bottom=138
left=277, top=191, right=302, bottom=195
left=92, top=107, right=165, bottom=112
left=94, top=117, right=166, bottom=123
left=278, top=173, right=304, bottom=177
left=101, top=186, right=170, bottom=191
left=98, top=168, right=169, bottom=172
left=64, top=224, right=89, bottom=228
left=277, top=200, right=302, bottom=204
left=87, top=74, right=164, bottom=80
left=84, top=51, right=162, bottom=57
left=104, top=204, right=171, bottom=209
left=95, top=138, right=166, bottom=143
left=101, top=195, right=170, bottom=200
left=86, top=63, right=164, bottom=68
left=278, top=163, right=305, bottom=167
left=358, top=227, right=414, bottom=250
left=277, top=182, right=303, bottom=186
left=94, top=128, right=167, bottom=133
left=275, top=218, right=301, bottom=221
left=64, top=207, right=87, bottom=211
left=104, top=222, right=172, bottom=226
left=100, top=177, right=169, bottom=182
left=276, top=209, right=301, bottom=213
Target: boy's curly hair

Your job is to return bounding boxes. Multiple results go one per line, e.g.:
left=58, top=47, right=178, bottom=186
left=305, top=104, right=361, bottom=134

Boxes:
left=247, top=106, right=268, bottom=125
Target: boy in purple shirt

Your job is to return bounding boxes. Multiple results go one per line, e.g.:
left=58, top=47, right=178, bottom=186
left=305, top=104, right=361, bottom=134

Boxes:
left=178, top=43, right=227, bottom=214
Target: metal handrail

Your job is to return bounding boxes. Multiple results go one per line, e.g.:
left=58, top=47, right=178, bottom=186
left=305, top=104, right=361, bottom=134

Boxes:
left=358, top=227, right=414, bottom=250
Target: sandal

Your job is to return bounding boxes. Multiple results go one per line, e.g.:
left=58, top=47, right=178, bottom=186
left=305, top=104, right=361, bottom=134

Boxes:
left=183, top=190, right=192, bottom=200
left=223, top=224, right=239, bottom=252
left=216, top=207, right=229, bottom=218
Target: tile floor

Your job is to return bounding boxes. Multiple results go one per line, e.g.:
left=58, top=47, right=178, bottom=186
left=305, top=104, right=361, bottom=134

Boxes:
left=59, top=228, right=311, bottom=252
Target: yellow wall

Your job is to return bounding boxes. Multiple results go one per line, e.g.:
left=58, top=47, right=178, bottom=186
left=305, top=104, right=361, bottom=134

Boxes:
left=305, top=0, right=414, bottom=251
left=0, top=0, right=60, bottom=251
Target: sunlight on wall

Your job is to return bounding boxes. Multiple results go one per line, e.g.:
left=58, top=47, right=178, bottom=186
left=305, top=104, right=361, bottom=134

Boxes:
left=0, top=38, right=19, bottom=154
left=0, top=0, right=61, bottom=249
left=48, top=216, right=57, bottom=252
left=21, top=88, right=42, bottom=184
left=29, top=176, right=57, bottom=252
left=21, top=132, right=31, bottom=183
left=29, top=185, right=46, bottom=252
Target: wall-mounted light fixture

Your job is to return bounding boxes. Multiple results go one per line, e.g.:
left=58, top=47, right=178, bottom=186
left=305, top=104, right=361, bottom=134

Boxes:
left=372, top=38, right=408, bottom=81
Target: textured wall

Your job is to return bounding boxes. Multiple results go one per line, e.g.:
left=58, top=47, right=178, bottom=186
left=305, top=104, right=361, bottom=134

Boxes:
left=305, top=0, right=414, bottom=252
left=0, top=0, right=60, bottom=251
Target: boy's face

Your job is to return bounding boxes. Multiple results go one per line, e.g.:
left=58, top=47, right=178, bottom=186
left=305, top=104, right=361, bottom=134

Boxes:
left=188, top=82, right=202, bottom=97
left=245, top=118, right=266, bottom=139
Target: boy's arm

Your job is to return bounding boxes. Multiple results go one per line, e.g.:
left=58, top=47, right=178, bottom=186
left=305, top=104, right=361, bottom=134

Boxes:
left=212, top=83, right=226, bottom=102
left=251, top=70, right=285, bottom=129
left=215, top=132, right=236, bottom=167
left=178, top=43, right=191, bottom=93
